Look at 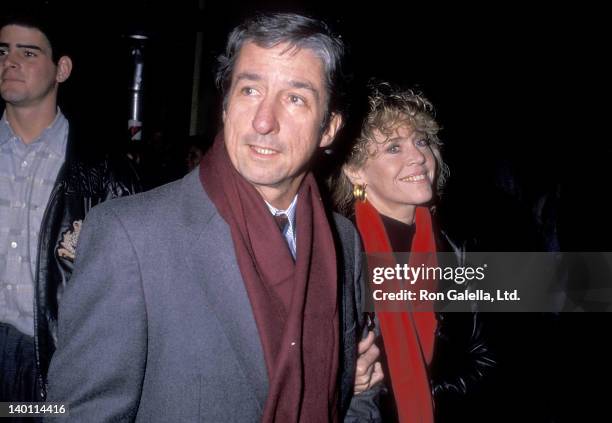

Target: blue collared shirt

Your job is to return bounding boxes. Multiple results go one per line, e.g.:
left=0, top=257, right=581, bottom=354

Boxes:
left=0, top=110, right=68, bottom=336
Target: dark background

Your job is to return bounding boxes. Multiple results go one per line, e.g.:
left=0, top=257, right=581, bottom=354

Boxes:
left=3, top=0, right=608, bottom=249
left=2, top=1, right=609, bottom=421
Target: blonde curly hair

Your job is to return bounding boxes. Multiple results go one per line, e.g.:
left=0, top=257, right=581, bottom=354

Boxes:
left=331, top=80, right=449, bottom=215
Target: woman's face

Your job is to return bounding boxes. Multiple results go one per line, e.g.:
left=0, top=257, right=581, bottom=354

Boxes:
left=347, top=123, right=437, bottom=223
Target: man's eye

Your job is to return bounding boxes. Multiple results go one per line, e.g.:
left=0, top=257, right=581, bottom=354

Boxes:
left=240, top=87, right=257, bottom=96
left=24, top=50, right=37, bottom=58
left=0, top=49, right=8, bottom=57
left=288, top=95, right=305, bottom=105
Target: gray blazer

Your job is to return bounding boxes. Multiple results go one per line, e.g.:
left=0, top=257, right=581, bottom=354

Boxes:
left=46, top=169, right=379, bottom=422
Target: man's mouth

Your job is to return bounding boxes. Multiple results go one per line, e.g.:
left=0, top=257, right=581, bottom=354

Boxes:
left=250, top=145, right=279, bottom=156
left=1, top=76, right=23, bottom=83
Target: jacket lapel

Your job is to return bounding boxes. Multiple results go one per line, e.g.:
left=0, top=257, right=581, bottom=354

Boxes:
left=175, top=169, right=269, bottom=410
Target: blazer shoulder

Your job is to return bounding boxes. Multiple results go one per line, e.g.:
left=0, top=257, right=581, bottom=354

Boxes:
left=88, top=169, right=211, bottom=230
left=92, top=178, right=180, bottom=217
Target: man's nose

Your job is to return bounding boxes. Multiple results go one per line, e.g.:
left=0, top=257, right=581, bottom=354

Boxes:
left=1, top=52, right=19, bottom=69
left=252, top=98, right=280, bottom=135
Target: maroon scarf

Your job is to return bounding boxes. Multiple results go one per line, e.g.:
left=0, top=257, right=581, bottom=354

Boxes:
left=200, top=135, right=339, bottom=422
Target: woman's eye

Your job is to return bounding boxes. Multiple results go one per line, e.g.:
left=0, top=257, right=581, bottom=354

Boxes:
left=415, top=138, right=430, bottom=147
left=386, top=144, right=400, bottom=154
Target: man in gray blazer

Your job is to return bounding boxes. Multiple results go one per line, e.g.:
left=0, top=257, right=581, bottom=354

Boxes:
left=46, top=12, right=380, bottom=422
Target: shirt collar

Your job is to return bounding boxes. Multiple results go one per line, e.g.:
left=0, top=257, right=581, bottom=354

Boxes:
left=265, top=194, right=298, bottom=231
left=0, top=112, right=12, bottom=147
left=0, top=109, right=68, bottom=156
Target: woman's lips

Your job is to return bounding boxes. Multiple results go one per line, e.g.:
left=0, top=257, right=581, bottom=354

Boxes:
left=399, top=174, right=427, bottom=182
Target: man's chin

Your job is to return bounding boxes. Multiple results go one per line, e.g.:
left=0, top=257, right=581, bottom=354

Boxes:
left=238, top=166, right=282, bottom=186
left=245, top=176, right=285, bottom=190
left=0, top=91, right=26, bottom=104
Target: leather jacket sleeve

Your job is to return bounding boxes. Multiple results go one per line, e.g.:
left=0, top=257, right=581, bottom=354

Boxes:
left=431, top=227, right=496, bottom=399
left=430, top=312, right=496, bottom=398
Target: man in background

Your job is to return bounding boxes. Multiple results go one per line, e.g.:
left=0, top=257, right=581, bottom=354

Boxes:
left=0, top=10, right=139, bottom=401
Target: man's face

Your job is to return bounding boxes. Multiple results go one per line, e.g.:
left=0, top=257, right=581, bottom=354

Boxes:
left=0, top=25, right=61, bottom=108
left=223, top=41, right=341, bottom=208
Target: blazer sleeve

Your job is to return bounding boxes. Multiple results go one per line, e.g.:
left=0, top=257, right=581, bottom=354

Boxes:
left=45, top=203, right=146, bottom=422
left=344, top=223, right=383, bottom=423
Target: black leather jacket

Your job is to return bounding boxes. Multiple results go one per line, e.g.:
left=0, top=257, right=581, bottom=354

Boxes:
left=33, top=127, right=140, bottom=398
left=376, top=227, right=496, bottom=422
left=430, top=312, right=494, bottom=421
left=430, top=230, right=495, bottom=421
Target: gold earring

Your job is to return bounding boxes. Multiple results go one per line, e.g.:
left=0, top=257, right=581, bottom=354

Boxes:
left=353, top=184, right=367, bottom=202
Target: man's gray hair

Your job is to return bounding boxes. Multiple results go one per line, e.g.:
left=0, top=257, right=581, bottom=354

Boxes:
left=216, top=12, right=346, bottom=127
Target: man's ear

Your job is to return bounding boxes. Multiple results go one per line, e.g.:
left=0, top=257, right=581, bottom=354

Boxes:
left=56, top=56, right=72, bottom=83
left=319, top=112, right=343, bottom=148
